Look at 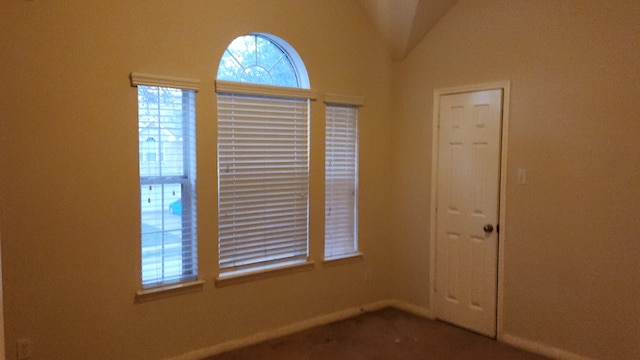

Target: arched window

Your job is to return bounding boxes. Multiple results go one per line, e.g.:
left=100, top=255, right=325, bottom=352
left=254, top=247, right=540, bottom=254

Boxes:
left=215, top=33, right=315, bottom=278
left=216, top=33, right=310, bottom=88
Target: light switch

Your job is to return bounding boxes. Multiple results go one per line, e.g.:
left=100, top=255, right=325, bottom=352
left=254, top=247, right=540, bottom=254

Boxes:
left=517, top=168, right=527, bottom=185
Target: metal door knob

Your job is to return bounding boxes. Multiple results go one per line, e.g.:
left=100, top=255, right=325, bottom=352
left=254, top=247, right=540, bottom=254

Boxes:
left=483, top=224, right=494, bottom=233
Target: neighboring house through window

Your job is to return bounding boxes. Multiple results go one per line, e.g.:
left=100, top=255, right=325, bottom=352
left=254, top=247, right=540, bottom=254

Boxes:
left=131, top=73, right=199, bottom=289
left=216, top=33, right=316, bottom=276
left=143, top=137, right=158, bottom=162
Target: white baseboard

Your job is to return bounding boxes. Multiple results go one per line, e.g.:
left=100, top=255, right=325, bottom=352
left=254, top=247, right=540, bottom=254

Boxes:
left=386, top=299, right=433, bottom=319
left=501, top=333, right=596, bottom=360
left=163, top=299, right=428, bottom=360
left=163, top=302, right=596, bottom=360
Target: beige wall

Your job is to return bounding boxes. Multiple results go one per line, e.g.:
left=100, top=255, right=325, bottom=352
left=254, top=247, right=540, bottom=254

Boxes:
left=2, top=0, right=640, bottom=359
left=0, top=1, right=393, bottom=359
left=392, top=1, right=640, bottom=359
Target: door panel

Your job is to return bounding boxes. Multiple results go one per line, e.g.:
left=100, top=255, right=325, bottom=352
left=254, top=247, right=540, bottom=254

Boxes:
left=435, top=89, right=502, bottom=337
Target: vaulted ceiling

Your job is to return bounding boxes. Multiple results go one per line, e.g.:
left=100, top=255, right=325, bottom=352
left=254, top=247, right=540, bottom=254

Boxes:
left=356, top=0, right=458, bottom=59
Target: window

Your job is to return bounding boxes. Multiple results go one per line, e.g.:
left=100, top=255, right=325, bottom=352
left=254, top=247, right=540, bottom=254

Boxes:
left=131, top=73, right=199, bottom=288
left=216, top=34, right=315, bottom=277
left=324, top=95, right=363, bottom=259
left=216, top=33, right=309, bottom=88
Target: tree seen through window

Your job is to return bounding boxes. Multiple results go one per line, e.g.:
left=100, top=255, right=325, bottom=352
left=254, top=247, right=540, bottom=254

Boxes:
left=217, top=34, right=299, bottom=87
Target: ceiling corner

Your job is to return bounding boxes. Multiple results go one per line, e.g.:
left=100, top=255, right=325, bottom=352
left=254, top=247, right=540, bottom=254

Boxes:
left=357, top=0, right=458, bottom=60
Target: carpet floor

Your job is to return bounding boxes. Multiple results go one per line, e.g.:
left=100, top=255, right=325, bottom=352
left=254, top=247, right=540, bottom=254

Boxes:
left=203, top=307, right=549, bottom=360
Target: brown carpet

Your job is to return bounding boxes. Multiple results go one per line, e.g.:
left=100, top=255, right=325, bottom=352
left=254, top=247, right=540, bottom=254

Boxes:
left=203, top=307, right=549, bottom=360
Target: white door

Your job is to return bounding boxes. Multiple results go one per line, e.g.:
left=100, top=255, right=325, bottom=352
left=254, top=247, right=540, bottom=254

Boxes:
left=435, top=89, right=502, bottom=337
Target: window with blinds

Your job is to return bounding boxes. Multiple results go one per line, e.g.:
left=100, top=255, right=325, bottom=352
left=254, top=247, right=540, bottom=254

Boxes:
left=217, top=82, right=313, bottom=275
left=324, top=96, right=363, bottom=259
left=131, top=73, right=199, bottom=288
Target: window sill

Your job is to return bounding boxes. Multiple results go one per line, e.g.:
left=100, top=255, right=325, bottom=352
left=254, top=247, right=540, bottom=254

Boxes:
left=135, top=280, right=205, bottom=303
left=216, top=261, right=315, bottom=287
left=322, top=253, right=364, bottom=267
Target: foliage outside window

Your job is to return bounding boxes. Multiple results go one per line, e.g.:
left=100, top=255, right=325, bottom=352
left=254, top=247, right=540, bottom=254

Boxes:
left=217, top=34, right=299, bottom=87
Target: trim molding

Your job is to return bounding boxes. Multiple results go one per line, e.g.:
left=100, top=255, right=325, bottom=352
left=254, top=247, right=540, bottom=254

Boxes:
left=215, top=80, right=318, bottom=100
left=429, top=81, right=511, bottom=338
left=135, top=280, right=205, bottom=303
left=161, top=300, right=429, bottom=360
left=324, top=93, right=365, bottom=106
left=215, top=261, right=315, bottom=287
left=160, top=300, right=593, bottom=360
left=386, top=299, right=433, bottom=319
left=501, top=333, right=596, bottom=360
left=130, top=72, right=201, bottom=91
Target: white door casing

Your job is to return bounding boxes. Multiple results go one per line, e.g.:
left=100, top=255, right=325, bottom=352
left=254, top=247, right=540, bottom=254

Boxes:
left=433, top=88, right=504, bottom=337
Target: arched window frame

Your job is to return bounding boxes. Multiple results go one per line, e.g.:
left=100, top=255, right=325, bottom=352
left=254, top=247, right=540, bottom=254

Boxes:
left=216, top=33, right=310, bottom=89
left=215, top=33, right=317, bottom=282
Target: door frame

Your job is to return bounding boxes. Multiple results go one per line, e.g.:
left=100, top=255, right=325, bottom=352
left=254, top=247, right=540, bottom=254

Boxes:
left=429, top=81, right=510, bottom=339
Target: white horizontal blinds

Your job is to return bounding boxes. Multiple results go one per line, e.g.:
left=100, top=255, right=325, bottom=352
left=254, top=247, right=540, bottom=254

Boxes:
left=325, top=101, right=360, bottom=259
left=217, top=89, right=310, bottom=274
left=137, top=82, right=197, bottom=288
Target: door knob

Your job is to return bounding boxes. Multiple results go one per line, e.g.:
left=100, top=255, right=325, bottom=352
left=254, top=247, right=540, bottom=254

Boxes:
left=483, top=224, right=494, bottom=233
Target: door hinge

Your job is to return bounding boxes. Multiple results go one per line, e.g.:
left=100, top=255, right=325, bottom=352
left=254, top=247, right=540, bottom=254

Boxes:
left=496, top=224, right=500, bottom=234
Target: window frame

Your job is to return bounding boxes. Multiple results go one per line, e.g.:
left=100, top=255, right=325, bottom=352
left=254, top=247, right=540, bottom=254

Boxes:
left=215, top=33, right=316, bottom=282
left=323, top=94, right=364, bottom=261
left=130, top=72, right=203, bottom=300
left=215, top=80, right=317, bottom=279
left=217, top=32, right=310, bottom=89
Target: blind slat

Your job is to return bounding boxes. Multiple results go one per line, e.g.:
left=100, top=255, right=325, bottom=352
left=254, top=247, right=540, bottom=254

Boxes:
left=218, top=92, right=310, bottom=273
left=325, top=103, right=359, bottom=259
